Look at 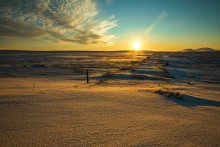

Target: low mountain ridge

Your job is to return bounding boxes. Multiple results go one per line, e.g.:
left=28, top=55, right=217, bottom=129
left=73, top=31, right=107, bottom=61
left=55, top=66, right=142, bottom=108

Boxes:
left=182, top=47, right=217, bottom=52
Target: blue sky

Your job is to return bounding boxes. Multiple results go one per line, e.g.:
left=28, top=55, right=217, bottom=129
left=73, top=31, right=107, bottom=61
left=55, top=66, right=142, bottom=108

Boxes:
left=96, top=0, right=220, bottom=50
left=97, top=0, right=220, bottom=34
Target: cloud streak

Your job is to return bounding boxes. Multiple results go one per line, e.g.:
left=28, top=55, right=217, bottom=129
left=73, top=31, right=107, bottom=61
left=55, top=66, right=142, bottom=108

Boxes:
left=144, top=11, right=168, bottom=36
left=0, top=0, right=117, bottom=45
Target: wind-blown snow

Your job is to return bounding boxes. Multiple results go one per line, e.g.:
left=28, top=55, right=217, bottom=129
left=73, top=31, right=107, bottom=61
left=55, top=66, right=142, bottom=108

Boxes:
left=0, top=51, right=220, bottom=146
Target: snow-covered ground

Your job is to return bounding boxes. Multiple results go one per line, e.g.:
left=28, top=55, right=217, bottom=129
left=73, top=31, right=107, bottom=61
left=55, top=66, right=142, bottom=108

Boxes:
left=0, top=51, right=220, bottom=146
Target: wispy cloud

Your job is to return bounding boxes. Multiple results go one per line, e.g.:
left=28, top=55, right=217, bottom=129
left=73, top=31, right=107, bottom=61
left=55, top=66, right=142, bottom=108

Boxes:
left=106, top=0, right=114, bottom=6
left=144, top=11, right=168, bottom=35
left=0, top=0, right=117, bottom=45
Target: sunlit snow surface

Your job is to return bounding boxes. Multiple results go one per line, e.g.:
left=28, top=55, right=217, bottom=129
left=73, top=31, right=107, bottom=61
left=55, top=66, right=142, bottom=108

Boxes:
left=0, top=51, right=220, bottom=146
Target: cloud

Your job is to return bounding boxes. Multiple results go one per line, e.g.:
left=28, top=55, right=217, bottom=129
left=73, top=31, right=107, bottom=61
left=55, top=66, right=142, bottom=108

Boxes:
left=0, top=19, right=46, bottom=38
left=106, top=0, right=114, bottom=6
left=0, top=0, right=117, bottom=45
left=144, top=11, right=168, bottom=35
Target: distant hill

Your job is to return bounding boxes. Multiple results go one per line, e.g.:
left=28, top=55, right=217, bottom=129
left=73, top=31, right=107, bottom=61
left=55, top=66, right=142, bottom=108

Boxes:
left=182, top=47, right=218, bottom=52
left=182, top=48, right=195, bottom=52
left=196, top=47, right=216, bottom=52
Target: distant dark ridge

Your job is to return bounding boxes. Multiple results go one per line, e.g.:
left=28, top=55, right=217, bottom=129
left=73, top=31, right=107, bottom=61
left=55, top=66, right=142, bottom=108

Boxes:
left=182, top=47, right=218, bottom=52
left=196, top=47, right=216, bottom=52
left=182, top=48, right=195, bottom=52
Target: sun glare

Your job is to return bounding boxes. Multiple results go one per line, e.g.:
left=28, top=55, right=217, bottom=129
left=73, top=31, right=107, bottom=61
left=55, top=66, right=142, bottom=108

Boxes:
left=132, top=41, right=141, bottom=51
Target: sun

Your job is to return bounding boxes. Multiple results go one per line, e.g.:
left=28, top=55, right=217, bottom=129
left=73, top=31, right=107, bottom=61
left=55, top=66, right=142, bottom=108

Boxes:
left=132, top=41, right=141, bottom=51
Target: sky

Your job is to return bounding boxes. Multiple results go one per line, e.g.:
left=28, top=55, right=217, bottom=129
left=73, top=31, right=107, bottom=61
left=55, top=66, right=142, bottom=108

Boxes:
left=0, top=0, right=219, bottom=51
